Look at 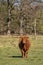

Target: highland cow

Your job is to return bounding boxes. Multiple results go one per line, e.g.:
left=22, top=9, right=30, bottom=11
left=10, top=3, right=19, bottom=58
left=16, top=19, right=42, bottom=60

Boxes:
left=19, top=36, right=31, bottom=58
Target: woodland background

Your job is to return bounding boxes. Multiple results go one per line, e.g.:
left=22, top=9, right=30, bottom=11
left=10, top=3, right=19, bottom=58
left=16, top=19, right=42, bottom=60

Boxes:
left=0, top=0, right=43, bottom=35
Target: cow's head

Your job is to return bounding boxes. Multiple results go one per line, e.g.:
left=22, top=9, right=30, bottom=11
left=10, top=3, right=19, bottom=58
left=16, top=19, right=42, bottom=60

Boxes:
left=20, top=36, right=29, bottom=44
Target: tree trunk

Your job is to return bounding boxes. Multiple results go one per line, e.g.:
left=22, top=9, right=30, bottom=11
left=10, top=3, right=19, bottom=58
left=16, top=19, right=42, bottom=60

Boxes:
left=20, top=18, right=23, bottom=35
left=7, top=0, right=11, bottom=34
left=34, top=18, right=37, bottom=40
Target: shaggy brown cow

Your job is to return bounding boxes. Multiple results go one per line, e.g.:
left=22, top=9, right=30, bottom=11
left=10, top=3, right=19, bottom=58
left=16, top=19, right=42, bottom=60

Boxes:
left=19, top=36, right=31, bottom=58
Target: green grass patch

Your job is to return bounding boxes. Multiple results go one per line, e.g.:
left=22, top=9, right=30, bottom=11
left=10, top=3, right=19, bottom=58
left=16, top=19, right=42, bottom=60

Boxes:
left=0, top=35, right=43, bottom=65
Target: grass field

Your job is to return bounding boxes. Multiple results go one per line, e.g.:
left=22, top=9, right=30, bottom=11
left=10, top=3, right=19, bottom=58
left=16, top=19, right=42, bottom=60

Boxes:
left=0, top=35, right=43, bottom=65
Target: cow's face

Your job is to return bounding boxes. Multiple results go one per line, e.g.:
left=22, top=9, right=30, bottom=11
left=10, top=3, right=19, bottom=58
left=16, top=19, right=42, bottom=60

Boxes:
left=21, top=36, right=28, bottom=44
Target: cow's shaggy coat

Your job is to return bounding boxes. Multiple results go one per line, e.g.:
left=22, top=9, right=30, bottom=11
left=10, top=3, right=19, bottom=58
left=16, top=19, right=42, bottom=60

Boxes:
left=19, top=36, right=31, bottom=58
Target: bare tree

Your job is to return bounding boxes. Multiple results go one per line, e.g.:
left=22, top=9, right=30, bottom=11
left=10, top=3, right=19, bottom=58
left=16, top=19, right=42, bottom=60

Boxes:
left=19, top=0, right=43, bottom=36
left=7, top=0, right=15, bottom=34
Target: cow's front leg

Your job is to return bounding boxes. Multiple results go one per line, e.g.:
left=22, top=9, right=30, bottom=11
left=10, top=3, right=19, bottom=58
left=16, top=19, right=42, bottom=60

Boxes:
left=21, top=49, right=24, bottom=58
left=25, top=51, right=28, bottom=58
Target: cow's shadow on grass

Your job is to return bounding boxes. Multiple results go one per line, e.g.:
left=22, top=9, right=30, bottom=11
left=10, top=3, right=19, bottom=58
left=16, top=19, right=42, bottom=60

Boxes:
left=8, top=55, right=22, bottom=58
